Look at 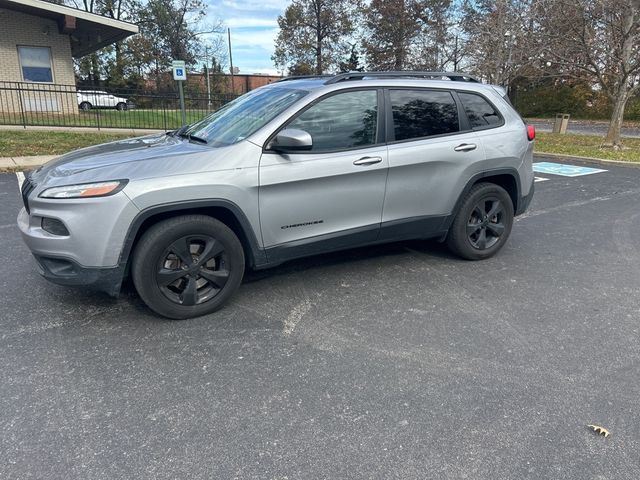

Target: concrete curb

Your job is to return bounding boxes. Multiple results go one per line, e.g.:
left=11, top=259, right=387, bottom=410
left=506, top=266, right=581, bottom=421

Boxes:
left=534, top=152, right=640, bottom=168
left=0, top=155, right=57, bottom=172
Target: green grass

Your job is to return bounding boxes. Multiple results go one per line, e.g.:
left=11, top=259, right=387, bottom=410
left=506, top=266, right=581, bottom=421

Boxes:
left=0, top=130, right=132, bottom=157
left=0, top=109, right=209, bottom=130
left=534, top=132, right=640, bottom=162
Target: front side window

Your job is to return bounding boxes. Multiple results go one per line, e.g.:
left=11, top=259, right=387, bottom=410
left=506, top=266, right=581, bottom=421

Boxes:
left=287, top=90, right=378, bottom=151
left=390, top=89, right=459, bottom=141
left=458, top=92, right=502, bottom=128
left=18, top=46, right=53, bottom=83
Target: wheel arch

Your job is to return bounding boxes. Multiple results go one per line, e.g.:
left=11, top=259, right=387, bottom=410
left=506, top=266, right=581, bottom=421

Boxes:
left=445, top=168, right=521, bottom=230
left=119, top=200, right=266, bottom=275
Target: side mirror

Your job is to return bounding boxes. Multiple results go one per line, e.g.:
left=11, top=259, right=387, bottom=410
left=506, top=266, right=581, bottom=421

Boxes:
left=269, top=128, right=313, bottom=152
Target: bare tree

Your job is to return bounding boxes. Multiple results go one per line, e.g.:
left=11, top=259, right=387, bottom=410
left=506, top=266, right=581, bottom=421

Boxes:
left=537, top=0, right=640, bottom=146
left=461, top=0, right=541, bottom=87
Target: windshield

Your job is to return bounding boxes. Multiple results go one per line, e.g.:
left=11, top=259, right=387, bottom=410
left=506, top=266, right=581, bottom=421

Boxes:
left=184, top=86, right=308, bottom=146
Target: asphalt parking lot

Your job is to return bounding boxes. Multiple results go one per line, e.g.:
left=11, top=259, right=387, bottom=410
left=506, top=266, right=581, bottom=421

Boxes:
left=1, top=155, right=640, bottom=479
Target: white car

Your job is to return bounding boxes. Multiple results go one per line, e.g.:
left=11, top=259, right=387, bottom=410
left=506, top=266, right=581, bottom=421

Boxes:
left=77, top=90, right=130, bottom=111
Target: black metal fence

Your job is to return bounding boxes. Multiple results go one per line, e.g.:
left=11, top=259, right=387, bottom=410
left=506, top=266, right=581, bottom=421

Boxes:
left=0, top=81, right=238, bottom=131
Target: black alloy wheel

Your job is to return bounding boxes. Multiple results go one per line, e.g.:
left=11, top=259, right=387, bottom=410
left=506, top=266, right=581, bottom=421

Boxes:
left=446, top=182, right=514, bottom=260
left=466, top=196, right=506, bottom=250
left=132, top=215, right=245, bottom=319
left=157, top=235, right=229, bottom=306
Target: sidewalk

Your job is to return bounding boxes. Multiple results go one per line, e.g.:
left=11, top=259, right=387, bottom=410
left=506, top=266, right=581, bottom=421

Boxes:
left=0, top=155, right=57, bottom=171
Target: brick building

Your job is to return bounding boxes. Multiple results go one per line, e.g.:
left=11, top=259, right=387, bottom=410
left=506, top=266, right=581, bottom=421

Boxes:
left=195, top=73, right=284, bottom=95
left=0, top=0, right=137, bottom=114
left=147, top=72, right=284, bottom=96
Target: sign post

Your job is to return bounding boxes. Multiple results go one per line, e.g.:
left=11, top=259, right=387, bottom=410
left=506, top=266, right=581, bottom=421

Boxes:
left=172, top=60, right=187, bottom=126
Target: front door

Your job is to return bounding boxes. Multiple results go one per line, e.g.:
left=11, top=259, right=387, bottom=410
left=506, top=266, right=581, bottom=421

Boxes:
left=259, top=89, right=388, bottom=255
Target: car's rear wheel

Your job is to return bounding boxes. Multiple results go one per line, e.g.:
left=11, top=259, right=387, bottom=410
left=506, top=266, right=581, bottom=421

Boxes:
left=132, top=215, right=245, bottom=319
left=79, top=101, right=92, bottom=111
left=446, top=182, right=514, bottom=260
left=116, top=102, right=127, bottom=111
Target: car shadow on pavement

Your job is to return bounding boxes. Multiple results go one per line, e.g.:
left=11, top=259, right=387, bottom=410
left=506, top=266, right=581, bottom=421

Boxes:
left=242, top=238, right=457, bottom=284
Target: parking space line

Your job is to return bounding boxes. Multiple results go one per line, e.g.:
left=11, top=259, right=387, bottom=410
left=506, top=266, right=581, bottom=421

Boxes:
left=534, top=177, right=549, bottom=183
left=16, top=171, right=25, bottom=189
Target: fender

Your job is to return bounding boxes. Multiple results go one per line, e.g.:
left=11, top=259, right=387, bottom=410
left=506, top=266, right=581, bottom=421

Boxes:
left=443, top=167, right=522, bottom=230
left=117, top=199, right=268, bottom=271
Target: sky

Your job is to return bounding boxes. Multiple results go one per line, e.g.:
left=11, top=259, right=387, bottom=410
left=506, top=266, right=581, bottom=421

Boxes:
left=206, top=0, right=289, bottom=76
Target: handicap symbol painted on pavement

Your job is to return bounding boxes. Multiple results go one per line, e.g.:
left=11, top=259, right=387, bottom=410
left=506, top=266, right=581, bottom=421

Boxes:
left=533, top=162, right=607, bottom=177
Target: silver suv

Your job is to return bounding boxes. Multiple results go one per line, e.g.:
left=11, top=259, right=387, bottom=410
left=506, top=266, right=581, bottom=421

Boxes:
left=18, top=71, right=535, bottom=319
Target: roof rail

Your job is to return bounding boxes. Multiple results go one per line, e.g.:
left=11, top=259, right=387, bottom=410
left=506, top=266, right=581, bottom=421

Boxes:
left=324, top=71, right=481, bottom=85
left=276, top=75, right=333, bottom=82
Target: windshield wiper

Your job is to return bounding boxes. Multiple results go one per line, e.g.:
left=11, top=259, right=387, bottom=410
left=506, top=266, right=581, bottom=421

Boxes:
left=167, top=125, right=189, bottom=137
left=178, top=132, right=208, bottom=144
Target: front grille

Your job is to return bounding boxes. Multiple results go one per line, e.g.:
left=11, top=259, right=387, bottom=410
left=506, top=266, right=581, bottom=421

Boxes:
left=21, top=173, right=36, bottom=214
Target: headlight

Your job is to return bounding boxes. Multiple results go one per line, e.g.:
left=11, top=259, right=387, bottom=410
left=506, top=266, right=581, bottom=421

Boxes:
left=39, top=180, right=128, bottom=199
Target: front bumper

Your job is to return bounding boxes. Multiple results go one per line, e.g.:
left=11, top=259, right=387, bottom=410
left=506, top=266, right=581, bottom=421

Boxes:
left=17, top=188, right=139, bottom=296
left=32, top=254, right=125, bottom=296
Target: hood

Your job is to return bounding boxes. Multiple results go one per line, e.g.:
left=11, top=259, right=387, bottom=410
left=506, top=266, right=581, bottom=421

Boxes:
left=30, top=133, right=235, bottom=185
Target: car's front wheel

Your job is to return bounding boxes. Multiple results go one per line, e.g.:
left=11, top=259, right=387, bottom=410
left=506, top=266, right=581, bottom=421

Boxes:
left=79, top=101, right=92, bottom=111
left=115, top=102, right=127, bottom=111
left=446, top=182, right=514, bottom=260
left=132, top=215, right=245, bottom=319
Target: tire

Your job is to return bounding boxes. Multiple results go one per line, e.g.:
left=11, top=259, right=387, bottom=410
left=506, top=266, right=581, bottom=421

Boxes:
left=446, top=182, right=514, bottom=260
left=116, top=102, right=127, bottom=111
left=131, top=215, right=245, bottom=319
left=79, top=101, right=92, bottom=111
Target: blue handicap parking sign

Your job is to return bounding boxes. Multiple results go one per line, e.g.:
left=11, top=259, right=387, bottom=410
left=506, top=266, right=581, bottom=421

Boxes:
left=176, top=68, right=184, bottom=76
left=533, top=162, right=607, bottom=177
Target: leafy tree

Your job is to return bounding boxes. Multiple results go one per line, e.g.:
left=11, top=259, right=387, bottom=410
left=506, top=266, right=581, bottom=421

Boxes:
left=361, top=0, right=456, bottom=71
left=288, top=62, right=316, bottom=76
left=273, top=0, right=361, bottom=74
left=362, top=0, right=422, bottom=70
left=339, top=44, right=363, bottom=72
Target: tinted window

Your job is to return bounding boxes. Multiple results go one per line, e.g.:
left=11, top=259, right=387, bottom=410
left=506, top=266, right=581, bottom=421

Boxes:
left=459, top=92, right=501, bottom=128
left=390, top=90, right=459, bottom=141
left=19, top=47, right=53, bottom=83
left=287, top=90, right=378, bottom=151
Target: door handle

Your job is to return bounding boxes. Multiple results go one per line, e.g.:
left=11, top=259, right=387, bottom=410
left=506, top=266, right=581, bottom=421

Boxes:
left=454, top=143, right=477, bottom=152
left=353, top=156, right=383, bottom=166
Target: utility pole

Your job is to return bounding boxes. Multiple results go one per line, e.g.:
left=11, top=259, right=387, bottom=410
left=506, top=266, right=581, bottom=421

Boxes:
left=204, top=45, right=212, bottom=110
left=228, top=27, right=235, bottom=95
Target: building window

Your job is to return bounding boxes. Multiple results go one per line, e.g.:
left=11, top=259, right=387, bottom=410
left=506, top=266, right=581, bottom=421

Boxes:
left=18, top=46, right=53, bottom=83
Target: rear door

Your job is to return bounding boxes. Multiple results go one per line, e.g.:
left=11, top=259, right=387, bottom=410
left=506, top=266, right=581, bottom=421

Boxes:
left=259, top=88, right=388, bottom=251
left=380, top=88, right=486, bottom=239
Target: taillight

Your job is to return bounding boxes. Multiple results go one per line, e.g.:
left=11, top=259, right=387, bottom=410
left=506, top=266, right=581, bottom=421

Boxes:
left=527, top=124, right=535, bottom=141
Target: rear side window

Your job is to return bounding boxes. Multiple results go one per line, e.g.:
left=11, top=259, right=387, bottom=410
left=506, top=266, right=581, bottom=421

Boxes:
left=458, top=92, right=502, bottom=129
left=287, top=90, right=378, bottom=151
left=389, top=89, right=459, bottom=141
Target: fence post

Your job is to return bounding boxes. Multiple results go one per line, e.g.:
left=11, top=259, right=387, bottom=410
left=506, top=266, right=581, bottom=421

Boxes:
left=94, top=100, right=100, bottom=130
left=17, top=82, right=27, bottom=129
left=163, top=98, right=167, bottom=131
